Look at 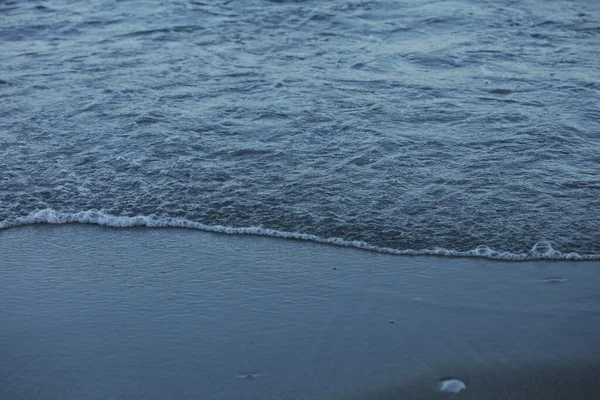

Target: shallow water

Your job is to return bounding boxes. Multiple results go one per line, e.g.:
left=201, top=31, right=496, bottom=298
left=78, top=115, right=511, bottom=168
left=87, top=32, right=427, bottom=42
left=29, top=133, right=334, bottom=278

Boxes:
left=1, top=0, right=599, bottom=258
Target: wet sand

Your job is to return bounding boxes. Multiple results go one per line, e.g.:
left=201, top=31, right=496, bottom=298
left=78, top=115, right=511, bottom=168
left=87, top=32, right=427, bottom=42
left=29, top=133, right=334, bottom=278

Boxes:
left=1, top=224, right=599, bottom=400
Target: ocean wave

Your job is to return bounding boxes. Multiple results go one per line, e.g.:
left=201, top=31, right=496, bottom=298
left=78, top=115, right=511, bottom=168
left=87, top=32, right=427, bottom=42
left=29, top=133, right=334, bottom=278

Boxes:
left=1, top=209, right=598, bottom=261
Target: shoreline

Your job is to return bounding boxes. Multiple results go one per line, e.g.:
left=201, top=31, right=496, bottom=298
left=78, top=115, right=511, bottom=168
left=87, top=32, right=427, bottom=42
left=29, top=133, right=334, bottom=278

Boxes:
left=2, top=210, right=598, bottom=261
left=1, top=224, right=600, bottom=400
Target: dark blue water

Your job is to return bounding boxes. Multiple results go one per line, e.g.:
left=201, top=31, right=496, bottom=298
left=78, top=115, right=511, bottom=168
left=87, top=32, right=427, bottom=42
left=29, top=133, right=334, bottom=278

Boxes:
left=1, top=0, right=599, bottom=259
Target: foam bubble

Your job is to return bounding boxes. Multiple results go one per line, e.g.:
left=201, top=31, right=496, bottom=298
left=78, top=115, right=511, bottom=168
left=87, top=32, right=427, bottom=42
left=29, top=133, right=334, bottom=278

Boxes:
left=530, top=241, right=558, bottom=257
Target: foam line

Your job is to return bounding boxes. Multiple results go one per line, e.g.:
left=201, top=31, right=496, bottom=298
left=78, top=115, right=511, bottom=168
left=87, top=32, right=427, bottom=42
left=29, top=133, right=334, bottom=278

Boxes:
left=1, top=209, right=598, bottom=261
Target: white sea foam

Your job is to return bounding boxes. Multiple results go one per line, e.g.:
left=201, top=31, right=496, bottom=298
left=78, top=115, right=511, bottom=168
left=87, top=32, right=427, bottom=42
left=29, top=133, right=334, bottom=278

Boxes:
left=1, top=209, right=598, bottom=261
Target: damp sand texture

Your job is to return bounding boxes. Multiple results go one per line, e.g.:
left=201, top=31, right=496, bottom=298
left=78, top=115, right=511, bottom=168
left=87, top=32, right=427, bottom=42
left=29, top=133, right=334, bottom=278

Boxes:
left=1, top=225, right=600, bottom=400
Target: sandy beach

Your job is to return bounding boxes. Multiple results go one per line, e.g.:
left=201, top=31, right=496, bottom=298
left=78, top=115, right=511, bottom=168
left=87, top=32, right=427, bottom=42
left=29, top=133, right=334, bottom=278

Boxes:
left=1, top=224, right=600, bottom=400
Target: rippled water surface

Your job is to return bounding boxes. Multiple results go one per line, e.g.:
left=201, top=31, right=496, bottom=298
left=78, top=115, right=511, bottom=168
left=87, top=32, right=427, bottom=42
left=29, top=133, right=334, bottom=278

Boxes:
left=1, top=0, right=599, bottom=258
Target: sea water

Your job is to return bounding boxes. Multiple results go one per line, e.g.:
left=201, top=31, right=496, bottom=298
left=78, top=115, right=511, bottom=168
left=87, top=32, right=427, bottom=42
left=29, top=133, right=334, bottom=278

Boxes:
left=1, top=0, right=599, bottom=258
left=2, top=2, right=600, bottom=398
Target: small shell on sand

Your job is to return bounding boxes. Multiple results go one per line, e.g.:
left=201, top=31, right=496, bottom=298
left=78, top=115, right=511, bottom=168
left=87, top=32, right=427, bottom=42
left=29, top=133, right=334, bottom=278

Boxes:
left=438, top=378, right=466, bottom=393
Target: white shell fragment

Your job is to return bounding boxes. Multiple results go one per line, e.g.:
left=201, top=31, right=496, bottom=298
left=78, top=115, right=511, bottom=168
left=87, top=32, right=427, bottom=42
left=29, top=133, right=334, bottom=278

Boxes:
left=439, top=378, right=466, bottom=393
